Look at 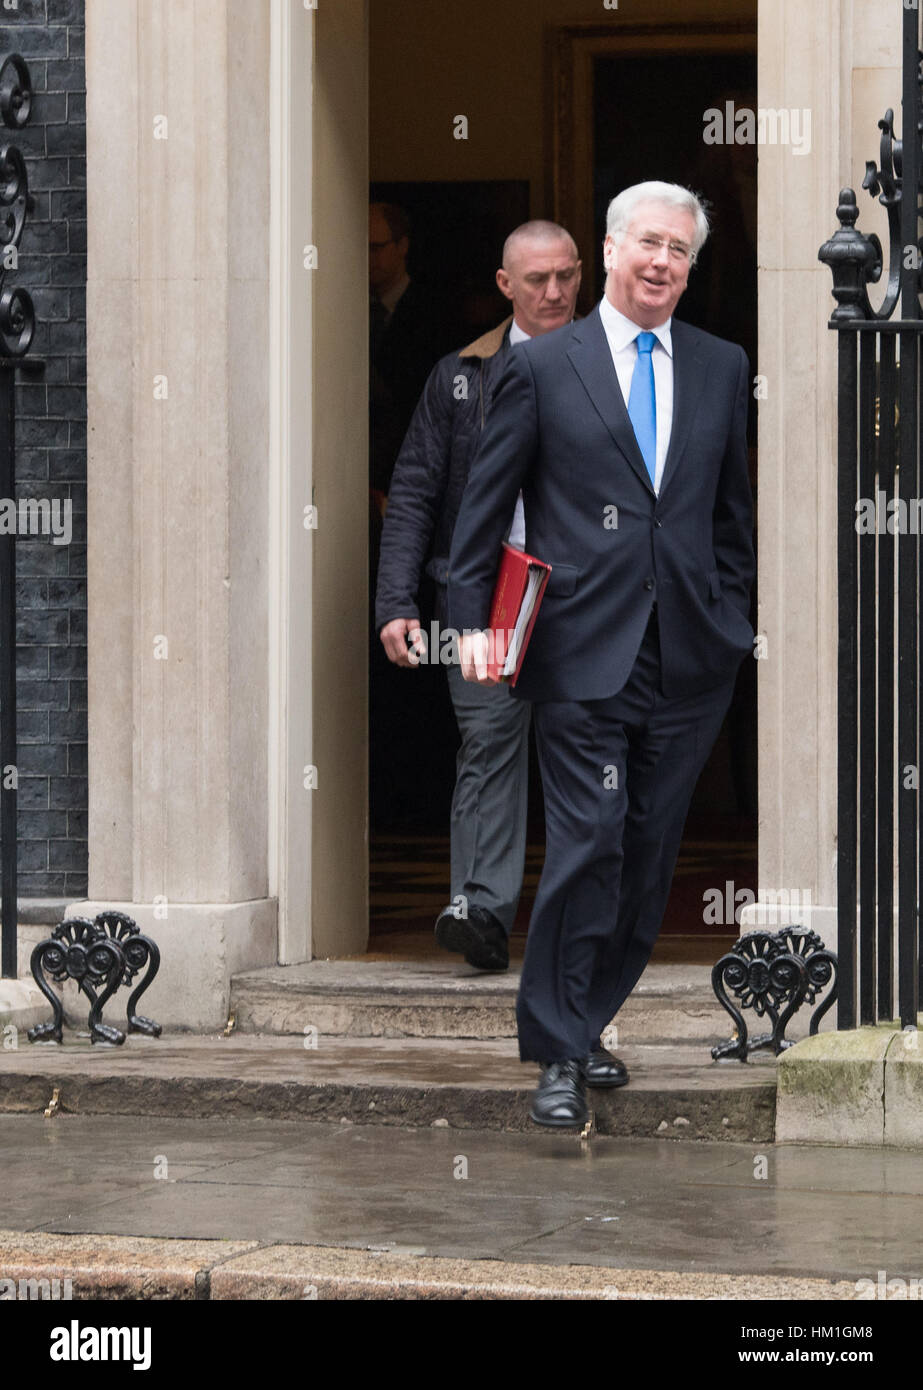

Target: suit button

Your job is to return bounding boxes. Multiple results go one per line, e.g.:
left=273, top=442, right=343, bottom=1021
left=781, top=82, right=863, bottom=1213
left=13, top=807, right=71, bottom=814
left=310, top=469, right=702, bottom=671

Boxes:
left=654, top=518, right=663, bottom=528
left=643, top=578, right=655, bottom=591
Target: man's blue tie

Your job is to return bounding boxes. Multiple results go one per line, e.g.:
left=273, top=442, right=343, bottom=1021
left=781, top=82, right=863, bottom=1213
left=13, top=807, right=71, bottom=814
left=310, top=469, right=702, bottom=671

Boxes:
left=627, top=331, right=657, bottom=487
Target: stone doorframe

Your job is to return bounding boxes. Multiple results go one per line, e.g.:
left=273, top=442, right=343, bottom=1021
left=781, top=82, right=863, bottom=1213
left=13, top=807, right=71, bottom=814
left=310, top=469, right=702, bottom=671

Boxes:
left=79, top=0, right=891, bottom=1030
left=268, top=0, right=369, bottom=967
left=744, top=0, right=898, bottom=969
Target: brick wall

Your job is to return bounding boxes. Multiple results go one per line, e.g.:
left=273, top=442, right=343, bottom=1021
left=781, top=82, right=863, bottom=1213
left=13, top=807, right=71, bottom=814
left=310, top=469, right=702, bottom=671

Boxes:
left=1, top=0, right=86, bottom=898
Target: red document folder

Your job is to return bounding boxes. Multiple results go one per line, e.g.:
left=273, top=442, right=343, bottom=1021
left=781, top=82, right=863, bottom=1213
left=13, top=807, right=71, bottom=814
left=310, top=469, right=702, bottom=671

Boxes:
left=486, top=542, right=552, bottom=686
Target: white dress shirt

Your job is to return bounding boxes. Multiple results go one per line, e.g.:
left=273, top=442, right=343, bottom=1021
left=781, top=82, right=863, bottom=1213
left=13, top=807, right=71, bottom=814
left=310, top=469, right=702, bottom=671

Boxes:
left=598, top=295, right=674, bottom=495
left=506, top=318, right=530, bottom=548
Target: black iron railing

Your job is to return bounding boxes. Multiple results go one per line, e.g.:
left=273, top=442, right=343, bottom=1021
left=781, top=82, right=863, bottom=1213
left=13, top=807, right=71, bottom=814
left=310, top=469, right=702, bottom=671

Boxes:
left=0, top=53, right=41, bottom=979
left=819, top=2, right=922, bottom=1029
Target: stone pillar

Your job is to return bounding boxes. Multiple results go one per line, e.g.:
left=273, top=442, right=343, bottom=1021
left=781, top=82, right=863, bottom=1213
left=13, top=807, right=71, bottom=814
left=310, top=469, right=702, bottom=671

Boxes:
left=79, top=0, right=276, bottom=1027
left=745, top=1, right=900, bottom=971
left=743, top=0, right=841, bottom=949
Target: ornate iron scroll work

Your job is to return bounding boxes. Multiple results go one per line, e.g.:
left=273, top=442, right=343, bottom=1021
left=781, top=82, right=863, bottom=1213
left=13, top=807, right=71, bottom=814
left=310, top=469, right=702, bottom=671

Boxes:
left=91, top=910, right=162, bottom=1037
left=711, top=928, right=838, bottom=1062
left=818, top=52, right=923, bottom=323
left=28, top=912, right=162, bottom=1045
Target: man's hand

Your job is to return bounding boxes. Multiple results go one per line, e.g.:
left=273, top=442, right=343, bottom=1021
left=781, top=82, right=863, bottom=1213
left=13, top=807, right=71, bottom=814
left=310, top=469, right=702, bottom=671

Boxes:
left=459, top=630, right=500, bottom=684
left=380, top=617, right=426, bottom=668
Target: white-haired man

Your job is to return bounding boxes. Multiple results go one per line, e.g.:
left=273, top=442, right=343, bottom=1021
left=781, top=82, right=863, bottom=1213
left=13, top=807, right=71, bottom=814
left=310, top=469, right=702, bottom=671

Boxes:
left=448, top=183, right=755, bottom=1125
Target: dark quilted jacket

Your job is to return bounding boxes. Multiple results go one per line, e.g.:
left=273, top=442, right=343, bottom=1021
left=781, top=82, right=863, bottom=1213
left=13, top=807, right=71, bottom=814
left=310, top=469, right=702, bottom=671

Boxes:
left=374, top=316, right=513, bottom=632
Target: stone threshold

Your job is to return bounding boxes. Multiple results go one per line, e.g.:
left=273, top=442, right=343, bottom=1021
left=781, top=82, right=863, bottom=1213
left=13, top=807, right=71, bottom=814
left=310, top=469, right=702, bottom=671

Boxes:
left=0, top=1230, right=857, bottom=1301
left=229, top=959, right=774, bottom=1045
left=0, top=1035, right=776, bottom=1140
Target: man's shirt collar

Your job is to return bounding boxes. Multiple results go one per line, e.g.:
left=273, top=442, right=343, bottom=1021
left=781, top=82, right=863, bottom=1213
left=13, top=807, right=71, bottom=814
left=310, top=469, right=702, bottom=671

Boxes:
left=599, top=294, right=673, bottom=357
left=510, top=317, right=580, bottom=346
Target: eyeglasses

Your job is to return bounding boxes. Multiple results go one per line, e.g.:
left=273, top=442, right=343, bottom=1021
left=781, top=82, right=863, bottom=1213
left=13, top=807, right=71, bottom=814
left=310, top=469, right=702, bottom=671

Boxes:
left=630, top=233, right=696, bottom=265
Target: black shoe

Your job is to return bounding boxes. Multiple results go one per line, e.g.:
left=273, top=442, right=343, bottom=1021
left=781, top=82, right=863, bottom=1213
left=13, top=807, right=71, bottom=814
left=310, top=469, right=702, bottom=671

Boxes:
left=529, top=1059, right=588, bottom=1128
left=584, top=1048, right=630, bottom=1089
left=434, top=904, right=509, bottom=971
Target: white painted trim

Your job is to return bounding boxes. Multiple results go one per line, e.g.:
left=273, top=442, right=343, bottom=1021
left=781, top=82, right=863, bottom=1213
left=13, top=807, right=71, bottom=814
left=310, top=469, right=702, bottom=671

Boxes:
left=269, top=0, right=315, bottom=962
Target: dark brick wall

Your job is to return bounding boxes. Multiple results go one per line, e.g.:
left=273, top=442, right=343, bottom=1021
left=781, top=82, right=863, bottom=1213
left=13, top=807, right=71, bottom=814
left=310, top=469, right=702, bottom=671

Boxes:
left=1, top=0, right=87, bottom=897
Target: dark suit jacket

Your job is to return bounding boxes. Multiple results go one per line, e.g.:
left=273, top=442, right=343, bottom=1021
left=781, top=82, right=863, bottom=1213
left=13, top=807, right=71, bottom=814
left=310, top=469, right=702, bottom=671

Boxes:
left=447, top=305, right=756, bottom=703
left=370, top=279, right=450, bottom=494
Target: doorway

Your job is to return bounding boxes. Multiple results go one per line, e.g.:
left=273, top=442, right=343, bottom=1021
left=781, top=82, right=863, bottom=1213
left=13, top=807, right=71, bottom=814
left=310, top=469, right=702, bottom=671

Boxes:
left=367, top=2, right=758, bottom=967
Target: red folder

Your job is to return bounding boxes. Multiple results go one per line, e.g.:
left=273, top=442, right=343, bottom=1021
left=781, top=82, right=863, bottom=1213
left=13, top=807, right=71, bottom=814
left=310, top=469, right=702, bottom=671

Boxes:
left=486, top=543, right=552, bottom=685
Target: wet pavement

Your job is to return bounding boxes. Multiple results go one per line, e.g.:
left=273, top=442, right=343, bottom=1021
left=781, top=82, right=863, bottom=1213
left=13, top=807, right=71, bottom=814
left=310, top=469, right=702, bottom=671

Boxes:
left=2, top=1111, right=920, bottom=1289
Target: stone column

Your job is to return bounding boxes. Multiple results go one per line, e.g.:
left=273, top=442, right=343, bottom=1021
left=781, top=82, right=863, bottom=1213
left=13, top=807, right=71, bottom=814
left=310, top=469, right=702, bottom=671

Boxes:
left=78, top=0, right=276, bottom=1027
left=743, top=0, right=842, bottom=949
left=745, top=1, right=900, bottom=976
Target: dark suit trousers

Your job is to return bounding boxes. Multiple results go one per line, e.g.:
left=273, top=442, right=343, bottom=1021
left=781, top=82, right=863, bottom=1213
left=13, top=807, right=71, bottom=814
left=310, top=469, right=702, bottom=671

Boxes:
left=517, top=609, right=737, bottom=1063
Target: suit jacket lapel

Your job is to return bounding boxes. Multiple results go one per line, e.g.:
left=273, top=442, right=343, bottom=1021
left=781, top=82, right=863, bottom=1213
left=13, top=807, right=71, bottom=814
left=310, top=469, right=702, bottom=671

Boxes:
left=566, top=307, right=655, bottom=497
left=566, top=309, right=711, bottom=503
left=658, top=319, right=707, bottom=501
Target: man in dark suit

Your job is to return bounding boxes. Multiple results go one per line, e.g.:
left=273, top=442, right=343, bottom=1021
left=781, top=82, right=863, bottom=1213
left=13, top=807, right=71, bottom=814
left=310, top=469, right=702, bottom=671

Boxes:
left=447, top=182, right=755, bottom=1127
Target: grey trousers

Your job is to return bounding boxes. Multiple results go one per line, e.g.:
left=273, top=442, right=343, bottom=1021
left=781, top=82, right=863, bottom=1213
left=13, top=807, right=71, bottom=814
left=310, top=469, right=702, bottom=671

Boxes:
left=446, top=665, right=531, bottom=934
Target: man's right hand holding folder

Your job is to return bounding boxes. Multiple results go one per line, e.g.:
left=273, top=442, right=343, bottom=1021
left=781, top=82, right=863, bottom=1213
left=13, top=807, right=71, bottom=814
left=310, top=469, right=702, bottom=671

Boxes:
left=459, top=542, right=552, bottom=687
left=458, top=630, right=497, bottom=684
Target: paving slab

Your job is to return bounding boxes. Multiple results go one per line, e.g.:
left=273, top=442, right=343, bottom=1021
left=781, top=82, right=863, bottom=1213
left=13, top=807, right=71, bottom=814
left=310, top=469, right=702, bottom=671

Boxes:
left=0, top=1231, right=258, bottom=1300
left=0, top=1033, right=776, bottom=1140
left=0, top=1114, right=919, bottom=1290
left=206, top=1243, right=857, bottom=1301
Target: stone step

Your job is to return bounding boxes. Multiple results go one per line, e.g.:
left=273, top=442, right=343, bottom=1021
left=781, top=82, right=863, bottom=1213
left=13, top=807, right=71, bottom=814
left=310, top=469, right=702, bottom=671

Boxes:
left=0, top=1034, right=776, bottom=1142
left=228, top=960, right=742, bottom=1045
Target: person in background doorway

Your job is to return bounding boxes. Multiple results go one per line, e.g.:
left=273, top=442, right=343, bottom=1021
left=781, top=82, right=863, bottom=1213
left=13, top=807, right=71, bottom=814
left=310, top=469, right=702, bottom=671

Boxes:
left=369, top=201, right=447, bottom=497
left=376, top=221, right=582, bottom=971
left=368, top=201, right=452, bottom=831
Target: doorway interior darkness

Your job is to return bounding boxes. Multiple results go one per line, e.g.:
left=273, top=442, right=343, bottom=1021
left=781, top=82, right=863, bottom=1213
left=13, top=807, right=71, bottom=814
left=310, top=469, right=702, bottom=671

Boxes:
left=368, top=6, right=758, bottom=966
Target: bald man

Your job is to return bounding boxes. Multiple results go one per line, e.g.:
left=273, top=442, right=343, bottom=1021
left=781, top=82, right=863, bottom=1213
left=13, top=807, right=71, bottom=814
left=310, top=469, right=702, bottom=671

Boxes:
left=375, top=222, right=582, bottom=971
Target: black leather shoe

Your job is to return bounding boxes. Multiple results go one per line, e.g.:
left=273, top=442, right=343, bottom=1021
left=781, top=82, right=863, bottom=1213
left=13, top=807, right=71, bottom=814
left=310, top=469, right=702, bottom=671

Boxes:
left=584, top=1049, right=630, bottom=1089
left=434, top=904, right=509, bottom=971
left=529, top=1059, right=588, bottom=1128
